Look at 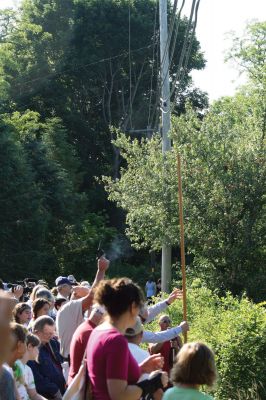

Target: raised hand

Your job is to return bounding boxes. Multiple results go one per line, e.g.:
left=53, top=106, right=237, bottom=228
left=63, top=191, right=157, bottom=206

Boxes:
left=166, top=288, right=183, bottom=304
left=140, top=354, right=164, bottom=374
left=13, top=285, right=23, bottom=300
left=98, top=256, right=110, bottom=272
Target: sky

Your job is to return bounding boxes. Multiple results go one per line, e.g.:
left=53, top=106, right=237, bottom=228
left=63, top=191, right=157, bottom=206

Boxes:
left=1, top=0, right=265, bottom=101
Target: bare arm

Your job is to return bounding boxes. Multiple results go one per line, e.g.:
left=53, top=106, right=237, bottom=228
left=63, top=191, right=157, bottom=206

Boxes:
left=81, top=289, right=94, bottom=313
left=107, top=379, right=142, bottom=400
left=91, top=256, right=110, bottom=289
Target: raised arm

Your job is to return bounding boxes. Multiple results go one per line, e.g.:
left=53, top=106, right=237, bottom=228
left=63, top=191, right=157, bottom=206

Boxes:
left=91, top=256, right=110, bottom=289
left=142, top=321, right=189, bottom=343
left=145, top=288, right=183, bottom=324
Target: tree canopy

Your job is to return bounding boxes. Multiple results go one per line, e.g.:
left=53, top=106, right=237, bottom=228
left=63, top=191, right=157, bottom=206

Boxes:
left=104, top=21, right=266, bottom=301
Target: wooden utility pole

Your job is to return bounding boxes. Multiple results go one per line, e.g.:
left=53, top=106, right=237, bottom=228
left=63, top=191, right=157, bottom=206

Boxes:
left=159, top=0, right=172, bottom=293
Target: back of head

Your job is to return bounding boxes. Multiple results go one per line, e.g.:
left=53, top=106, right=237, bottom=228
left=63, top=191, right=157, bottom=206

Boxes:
left=36, top=289, right=54, bottom=303
left=94, top=278, right=144, bottom=317
left=171, top=342, right=217, bottom=386
left=10, top=322, right=27, bottom=344
left=125, top=316, right=143, bottom=343
left=26, top=332, right=40, bottom=347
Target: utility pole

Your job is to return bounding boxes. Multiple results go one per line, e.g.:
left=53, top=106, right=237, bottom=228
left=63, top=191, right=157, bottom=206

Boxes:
left=159, top=0, right=172, bottom=292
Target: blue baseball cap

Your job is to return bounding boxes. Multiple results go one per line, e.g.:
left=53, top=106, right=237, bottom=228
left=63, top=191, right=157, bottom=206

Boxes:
left=55, top=276, right=73, bottom=286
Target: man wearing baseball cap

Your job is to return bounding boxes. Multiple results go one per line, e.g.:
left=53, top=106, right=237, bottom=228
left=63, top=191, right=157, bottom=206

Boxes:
left=56, top=256, right=109, bottom=360
left=55, top=277, right=73, bottom=300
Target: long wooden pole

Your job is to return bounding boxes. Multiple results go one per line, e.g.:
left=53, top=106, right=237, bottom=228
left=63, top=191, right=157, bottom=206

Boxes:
left=177, top=153, right=188, bottom=343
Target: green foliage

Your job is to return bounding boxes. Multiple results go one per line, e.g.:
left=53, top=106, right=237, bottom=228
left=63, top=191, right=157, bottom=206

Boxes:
left=61, top=213, right=117, bottom=281
left=0, top=118, right=48, bottom=278
left=226, top=21, right=266, bottom=89
left=0, top=111, right=115, bottom=281
left=104, top=85, right=266, bottom=300
left=147, top=286, right=266, bottom=399
left=0, top=0, right=206, bottom=180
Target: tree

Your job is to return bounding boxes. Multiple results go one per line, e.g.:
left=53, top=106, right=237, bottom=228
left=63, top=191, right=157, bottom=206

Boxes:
left=0, top=0, right=206, bottom=183
left=0, top=118, right=48, bottom=279
left=104, top=89, right=265, bottom=300
left=103, top=21, right=266, bottom=300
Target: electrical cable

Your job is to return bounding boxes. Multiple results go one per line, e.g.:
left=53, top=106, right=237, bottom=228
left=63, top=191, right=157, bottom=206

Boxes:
left=128, top=1, right=133, bottom=128
left=147, top=0, right=159, bottom=127
left=9, top=43, right=155, bottom=92
left=171, top=0, right=201, bottom=108
left=166, top=0, right=197, bottom=101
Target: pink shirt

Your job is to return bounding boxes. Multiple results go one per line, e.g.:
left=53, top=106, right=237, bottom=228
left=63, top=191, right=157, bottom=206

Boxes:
left=87, top=327, right=141, bottom=400
left=68, top=320, right=96, bottom=384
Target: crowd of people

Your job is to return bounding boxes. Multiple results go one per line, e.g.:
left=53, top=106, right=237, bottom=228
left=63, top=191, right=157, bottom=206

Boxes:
left=0, top=258, right=217, bottom=400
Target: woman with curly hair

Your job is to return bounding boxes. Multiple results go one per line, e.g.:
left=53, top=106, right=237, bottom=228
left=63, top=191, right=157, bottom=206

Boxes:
left=87, top=277, right=168, bottom=400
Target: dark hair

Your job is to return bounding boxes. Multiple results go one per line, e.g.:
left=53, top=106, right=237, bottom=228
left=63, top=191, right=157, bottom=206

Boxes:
left=32, top=298, right=50, bottom=319
left=0, top=279, right=4, bottom=290
left=33, top=316, right=54, bottom=333
left=94, top=278, right=144, bottom=317
left=13, top=303, right=31, bottom=323
left=26, top=333, right=40, bottom=347
left=10, top=322, right=27, bottom=344
left=171, top=342, right=217, bottom=386
left=54, top=297, right=66, bottom=310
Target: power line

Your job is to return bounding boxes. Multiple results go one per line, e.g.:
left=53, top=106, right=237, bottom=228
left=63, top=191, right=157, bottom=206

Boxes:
left=10, top=43, right=155, bottom=92
left=128, top=1, right=133, bottom=129
left=147, top=0, right=159, bottom=127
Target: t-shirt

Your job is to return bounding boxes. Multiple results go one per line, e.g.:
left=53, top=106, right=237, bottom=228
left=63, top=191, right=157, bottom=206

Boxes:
left=0, top=366, right=16, bottom=400
left=14, top=360, right=35, bottom=400
left=87, top=327, right=141, bottom=400
left=68, top=320, right=96, bottom=384
left=128, top=342, right=150, bottom=381
left=56, top=298, right=84, bottom=358
left=158, top=340, right=171, bottom=374
left=163, top=386, right=214, bottom=400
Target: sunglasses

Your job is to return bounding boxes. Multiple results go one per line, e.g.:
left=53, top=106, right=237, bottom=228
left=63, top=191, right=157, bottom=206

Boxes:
left=161, top=319, right=171, bottom=324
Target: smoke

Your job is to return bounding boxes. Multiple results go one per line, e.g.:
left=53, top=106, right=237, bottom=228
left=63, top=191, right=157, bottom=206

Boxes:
left=105, top=235, right=133, bottom=262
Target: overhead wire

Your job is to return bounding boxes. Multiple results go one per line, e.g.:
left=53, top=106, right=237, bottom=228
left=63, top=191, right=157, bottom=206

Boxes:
left=150, top=0, right=186, bottom=130
left=2, top=42, right=155, bottom=113
left=169, top=0, right=199, bottom=101
left=9, top=43, right=155, bottom=93
left=147, top=0, right=159, bottom=127
left=128, top=1, right=133, bottom=128
left=171, top=0, right=200, bottom=109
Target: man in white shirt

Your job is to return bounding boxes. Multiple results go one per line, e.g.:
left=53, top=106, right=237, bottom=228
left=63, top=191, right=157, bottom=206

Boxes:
left=125, top=317, right=150, bottom=381
left=139, top=288, right=189, bottom=343
left=56, top=256, right=109, bottom=359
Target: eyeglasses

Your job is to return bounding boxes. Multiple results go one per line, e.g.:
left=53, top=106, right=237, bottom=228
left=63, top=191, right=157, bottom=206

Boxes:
left=161, top=319, right=171, bottom=324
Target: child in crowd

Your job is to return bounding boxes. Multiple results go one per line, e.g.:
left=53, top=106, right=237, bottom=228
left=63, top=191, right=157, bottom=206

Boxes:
left=163, top=342, right=217, bottom=400
left=15, top=333, right=47, bottom=400
left=13, top=303, right=32, bottom=326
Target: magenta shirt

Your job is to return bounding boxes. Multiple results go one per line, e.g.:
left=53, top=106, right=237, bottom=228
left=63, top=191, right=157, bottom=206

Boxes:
left=87, top=327, right=141, bottom=400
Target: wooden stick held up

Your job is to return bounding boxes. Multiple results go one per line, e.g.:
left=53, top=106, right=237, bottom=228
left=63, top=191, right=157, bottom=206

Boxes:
left=177, top=153, right=188, bottom=343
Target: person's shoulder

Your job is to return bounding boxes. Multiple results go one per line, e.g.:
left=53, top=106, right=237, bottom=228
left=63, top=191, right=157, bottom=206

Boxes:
left=57, top=298, right=82, bottom=316
left=162, top=386, right=178, bottom=399
left=98, top=328, right=127, bottom=347
left=15, top=359, right=24, bottom=369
